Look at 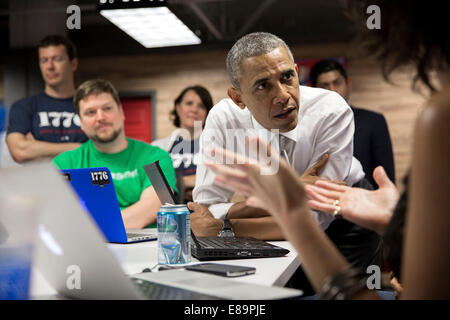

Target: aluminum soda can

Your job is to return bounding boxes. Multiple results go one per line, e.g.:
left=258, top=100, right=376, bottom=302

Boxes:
left=157, top=204, right=191, bottom=264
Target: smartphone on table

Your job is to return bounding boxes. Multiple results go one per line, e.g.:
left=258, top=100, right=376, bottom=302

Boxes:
left=185, top=263, right=256, bottom=277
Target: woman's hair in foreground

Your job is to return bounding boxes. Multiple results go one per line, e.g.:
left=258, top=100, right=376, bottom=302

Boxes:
left=345, top=0, right=449, bottom=92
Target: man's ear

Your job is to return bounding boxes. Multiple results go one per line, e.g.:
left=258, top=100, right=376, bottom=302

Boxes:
left=71, top=58, right=79, bottom=73
left=119, top=104, right=125, bottom=120
left=227, top=87, right=246, bottom=109
left=294, top=63, right=299, bottom=75
left=79, top=114, right=85, bottom=132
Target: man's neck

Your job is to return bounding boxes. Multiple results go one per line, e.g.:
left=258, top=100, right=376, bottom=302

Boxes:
left=93, top=135, right=129, bottom=154
left=44, top=82, right=76, bottom=99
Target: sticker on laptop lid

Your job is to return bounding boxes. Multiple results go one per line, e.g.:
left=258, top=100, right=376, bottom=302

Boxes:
left=90, top=170, right=111, bottom=186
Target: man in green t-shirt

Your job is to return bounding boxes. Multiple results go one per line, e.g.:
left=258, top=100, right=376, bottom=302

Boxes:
left=53, top=79, right=177, bottom=228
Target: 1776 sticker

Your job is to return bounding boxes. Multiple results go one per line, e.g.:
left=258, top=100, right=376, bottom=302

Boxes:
left=90, top=170, right=111, bottom=186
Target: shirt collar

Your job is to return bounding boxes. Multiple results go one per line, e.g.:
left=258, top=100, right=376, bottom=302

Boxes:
left=250, top=114, right=299, bottom=145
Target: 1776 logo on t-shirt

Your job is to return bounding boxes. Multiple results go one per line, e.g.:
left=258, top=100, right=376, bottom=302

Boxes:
left=90, top=170, right=111, bottom=186
left=38, top=111, right=81, bottom=128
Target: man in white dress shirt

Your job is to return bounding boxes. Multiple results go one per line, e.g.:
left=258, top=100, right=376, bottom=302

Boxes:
left=189, top=33, right=382, bottom=291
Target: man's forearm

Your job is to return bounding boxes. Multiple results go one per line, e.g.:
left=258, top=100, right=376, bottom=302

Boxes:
left=34, top=140, right=81, bottom=158
left=121, top=198, right=160, bottom=229
left=7, top=133, right=80, bottom=163
left=122, top=186, right=161, bottom=229
left=279, top=208, right=350, bottom=292
left=227, top=201, right=271, bottom=219
left=231, top=216, right=285, bottom=240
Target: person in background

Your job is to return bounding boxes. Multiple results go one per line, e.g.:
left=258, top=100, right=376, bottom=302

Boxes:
left=189, top=32, right=383, bottom=296
left=0, top=104, right=6, bottom=163
left=0, top=104, right=5, bottom=133
left=206, top=0, right=450, bottom=299
left=309, top=59, right=396, bottom=187
left=6, top=35, right=87, bottom=163
left=53, top=79, right=177, bottom=229
left=152, top=86, right=213, bottom=203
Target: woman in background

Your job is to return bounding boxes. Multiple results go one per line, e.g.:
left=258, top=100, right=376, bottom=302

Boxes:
left=152, top=86, right=213, bottom=203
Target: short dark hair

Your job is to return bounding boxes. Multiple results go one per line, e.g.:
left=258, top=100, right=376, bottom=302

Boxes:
left=309, top=59, right=348, bottom=87
left=74, top=79, right=121, bottom=115
left=226, top=32, right=294, bottom=89
left=170, top=86, right=213, bottom=128
left=38, top=35, right=77, bottom=61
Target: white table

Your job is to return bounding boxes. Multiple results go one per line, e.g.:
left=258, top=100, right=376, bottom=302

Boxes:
left=31, top=240, right=300, bottom=299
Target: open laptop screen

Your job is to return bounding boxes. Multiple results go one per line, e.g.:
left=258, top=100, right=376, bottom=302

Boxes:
left=143, top=161, right=178, bottom=205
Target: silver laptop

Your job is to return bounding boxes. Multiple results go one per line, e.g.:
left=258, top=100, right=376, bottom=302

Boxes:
left=0, top=163, right=303, bottom=300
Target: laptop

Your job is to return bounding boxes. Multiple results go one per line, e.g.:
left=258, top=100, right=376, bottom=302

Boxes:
left=143, top=161, right=290, bottom=260
left=61, top=167, right=157, bottom=243
left=0, top=163, right=303, bottom=300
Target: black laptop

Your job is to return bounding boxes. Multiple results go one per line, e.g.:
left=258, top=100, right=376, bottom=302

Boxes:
left=143, top=161, right=290, bottom=261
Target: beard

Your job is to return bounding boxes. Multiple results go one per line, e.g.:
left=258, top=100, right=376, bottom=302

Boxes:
left=89, top=127, right=123, bottom=144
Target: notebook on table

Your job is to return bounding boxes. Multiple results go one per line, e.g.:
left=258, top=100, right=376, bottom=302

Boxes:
left=143, top=161, right=290, bottom=260
left=61, top=167, right=157, bottom=243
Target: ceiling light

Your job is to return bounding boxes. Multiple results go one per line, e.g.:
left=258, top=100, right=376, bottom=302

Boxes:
left=99, top=2, right=201, bottom=49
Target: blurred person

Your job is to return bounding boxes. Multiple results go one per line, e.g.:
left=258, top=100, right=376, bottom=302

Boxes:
left=0, top=104, right=6, bottom=166
left=6, top=35, right=87, bottom=163
left=0, top=103, right=5, bottom=133
left=53, top=79, right=177, bottom=229
left=309, top=59, right=395, bottom=187
left=206, top=0, right=450, bottom=299
left=152, top=86, right=213, bottom=202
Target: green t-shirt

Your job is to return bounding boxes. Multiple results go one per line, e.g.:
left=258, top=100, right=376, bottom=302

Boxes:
left=52, top=138, right=177, bottom=213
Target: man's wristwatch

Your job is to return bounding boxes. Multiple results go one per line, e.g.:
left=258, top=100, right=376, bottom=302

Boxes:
left=217, top=218, right=235, bottom=237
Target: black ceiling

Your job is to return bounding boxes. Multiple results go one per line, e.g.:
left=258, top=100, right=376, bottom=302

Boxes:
left=0, top=0, right=357, bottom=58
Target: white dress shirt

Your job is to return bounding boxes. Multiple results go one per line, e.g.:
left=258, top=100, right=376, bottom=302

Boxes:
left=193, top=85, right=365, bottom=230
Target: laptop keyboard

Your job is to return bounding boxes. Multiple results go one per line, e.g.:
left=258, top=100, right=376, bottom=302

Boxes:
left=197, top=237, right=270, bottom=249
left=132, top=278, right=219, bottom=300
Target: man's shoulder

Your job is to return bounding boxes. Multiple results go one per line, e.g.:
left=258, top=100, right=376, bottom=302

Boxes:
left=352, top=106, right=385, bottom=120
left=52, top=141, right=87, bottom=168
left=300, top=86, right=351, bottom=116
left=129, top=138, right=171, bottom=158
left=10, top=92, right=45, bottom=109
left=127, top=139, right=174, bottom=175
left=209, top=98, right=251, bottom=119
left=11, top=92, right=74, bottom=111
left=351, top=107, right=388, bottom=130
left=207, top=98, right=252, bottom=127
